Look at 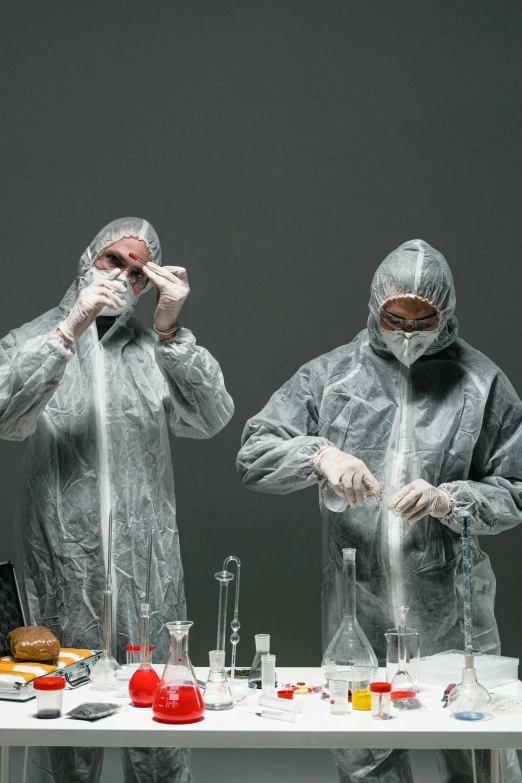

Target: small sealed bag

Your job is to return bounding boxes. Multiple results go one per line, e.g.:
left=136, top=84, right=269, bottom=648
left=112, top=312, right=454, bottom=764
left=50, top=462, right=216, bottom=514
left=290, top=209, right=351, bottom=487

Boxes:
left=8, top=627, right=60, bottom=662
left=67, top=703, right=120, bottom=721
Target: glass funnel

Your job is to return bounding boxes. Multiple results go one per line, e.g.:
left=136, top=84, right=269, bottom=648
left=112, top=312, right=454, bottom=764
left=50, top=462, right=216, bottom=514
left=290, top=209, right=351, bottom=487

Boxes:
left=321, top=548, right=378, bottom=687
left=152, top=621, right=204, bottom=724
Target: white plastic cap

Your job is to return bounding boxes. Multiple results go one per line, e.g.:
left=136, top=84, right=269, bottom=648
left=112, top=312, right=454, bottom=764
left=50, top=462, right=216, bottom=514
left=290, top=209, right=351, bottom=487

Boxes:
left=342, top=548, right=356, bottom=561
left=255, top=634, right=270, bottom=652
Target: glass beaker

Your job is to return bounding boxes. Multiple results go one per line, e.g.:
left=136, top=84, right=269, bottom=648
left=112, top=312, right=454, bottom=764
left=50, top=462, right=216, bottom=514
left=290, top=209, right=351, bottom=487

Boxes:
left=152, top=621, right=204, bottom=724
left=203, top=650, right=233, bottom=711
left=329, top=679, right=349, bottom=715
left=352, top=665, right=375, bottom=711
left=322, top=548, right=378, bottom=687
left=385, top=627, right=420, bottom=694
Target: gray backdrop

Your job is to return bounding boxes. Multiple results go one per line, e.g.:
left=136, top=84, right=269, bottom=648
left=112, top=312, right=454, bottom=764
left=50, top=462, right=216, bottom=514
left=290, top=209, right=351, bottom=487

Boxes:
left=1, top=1, right=521, bottom=670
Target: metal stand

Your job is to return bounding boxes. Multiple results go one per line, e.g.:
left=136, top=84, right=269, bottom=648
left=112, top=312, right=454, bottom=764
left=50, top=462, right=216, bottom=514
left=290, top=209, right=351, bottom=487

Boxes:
left=490, top=748, right=500, bottom=783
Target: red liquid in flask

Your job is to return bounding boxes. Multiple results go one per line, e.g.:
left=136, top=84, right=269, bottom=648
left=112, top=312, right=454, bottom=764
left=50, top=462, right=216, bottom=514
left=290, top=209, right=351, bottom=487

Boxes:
left=152, top=684, right=205, bottom=723
left=129, top=666, right=160, bottom=708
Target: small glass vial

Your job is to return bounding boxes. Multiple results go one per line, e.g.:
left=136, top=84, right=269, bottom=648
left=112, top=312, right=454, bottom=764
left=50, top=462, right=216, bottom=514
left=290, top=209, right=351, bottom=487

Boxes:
left=203, top=650, right=233, bottom=711
left=329, top=679, right=349, bottom=715
left=34, top=676, right=66, bottom=719
left=261, top=654, right=276, bottom=696
left=370, top=682, right=391, bottom=720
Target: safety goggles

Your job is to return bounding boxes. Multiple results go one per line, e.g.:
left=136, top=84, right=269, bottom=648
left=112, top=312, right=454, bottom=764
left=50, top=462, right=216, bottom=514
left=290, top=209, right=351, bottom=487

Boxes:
left=380, top=308, right=439, bottom=331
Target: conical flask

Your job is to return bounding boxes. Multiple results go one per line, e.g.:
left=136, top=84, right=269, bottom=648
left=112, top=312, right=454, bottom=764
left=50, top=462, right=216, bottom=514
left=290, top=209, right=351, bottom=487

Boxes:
left=203, top=650, right=233, bottom=710
left=321, top=548, right=378, bottom=686
left=152, top=621, right=204, bottom=724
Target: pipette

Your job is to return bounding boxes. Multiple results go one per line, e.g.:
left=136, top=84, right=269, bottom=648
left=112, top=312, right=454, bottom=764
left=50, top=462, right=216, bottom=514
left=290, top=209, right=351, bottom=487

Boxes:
left=90, top=510, right=121, bottom=690
left=129, top=530, right=160, bottom=707
left=390, top=606, right=415, bottom=694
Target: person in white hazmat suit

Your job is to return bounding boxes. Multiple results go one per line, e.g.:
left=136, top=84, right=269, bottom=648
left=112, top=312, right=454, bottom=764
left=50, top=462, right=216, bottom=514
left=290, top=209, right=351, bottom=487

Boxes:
left=0, top=218, right=234, bottom=782
left=237, top=239, right=522, bottom=782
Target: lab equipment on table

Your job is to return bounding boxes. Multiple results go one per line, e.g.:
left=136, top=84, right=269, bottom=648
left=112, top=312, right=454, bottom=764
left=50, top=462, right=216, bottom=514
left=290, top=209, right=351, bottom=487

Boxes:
left=385, top=625, right=420, bottom=692
left=67, top=702, right=121, bottom=721
left=152, top=620, right=204, bottom=724
left=90, top=511, right=122, bottom=691
left=448, top=513, right=491, bottom=722
left=249, top=634, right=277, bottom=689
left=277, top=689, right=294, bottom=699
left=351, top=665, right=375, bottom=710
left=34, top=676, right=65, bottom=719
left=390, top=606, right=416, bottom=696
left=329, top=679, right=349, bottom=715
left=129, top=531, right=160, bottom=707
left=261, top=654, right=276, bottom=697
left=420, top=650, right=518, bottom=689
left=259, top=706, right=297, bottom=723
left=322, top=548, right=378, bottom=687
left=258, top=695, right=304, bottom=713
left=214, top=555, right=242, bottom=690
left=203, top=650, right=233, bottom=710
left=370, top=682, right=391, bottom=720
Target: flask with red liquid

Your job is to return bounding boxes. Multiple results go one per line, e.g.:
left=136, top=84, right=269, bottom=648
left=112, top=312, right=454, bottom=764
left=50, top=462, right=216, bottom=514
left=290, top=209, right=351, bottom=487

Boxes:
left=152, top=620, right=204, bottom=724
left=129, top=603, right=160, bottom=708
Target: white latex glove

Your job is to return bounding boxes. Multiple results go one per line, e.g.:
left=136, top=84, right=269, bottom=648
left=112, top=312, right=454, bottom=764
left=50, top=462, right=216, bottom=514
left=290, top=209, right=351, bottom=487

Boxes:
left=58, top=269, right=125, bottom=343
left=142, top=262, right=190, bottom=335
left=389, top=479, right=453, bottom=523
left=315, top=446, right=381, bottom=507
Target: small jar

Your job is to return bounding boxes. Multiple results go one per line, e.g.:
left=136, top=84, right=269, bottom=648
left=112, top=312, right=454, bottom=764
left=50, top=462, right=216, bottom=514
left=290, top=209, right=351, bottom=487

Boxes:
left=34, top=676, right=66, bottom=719
left=370, top=682, right=391, bottom=720
left=329, top=679, right=349, bottom=715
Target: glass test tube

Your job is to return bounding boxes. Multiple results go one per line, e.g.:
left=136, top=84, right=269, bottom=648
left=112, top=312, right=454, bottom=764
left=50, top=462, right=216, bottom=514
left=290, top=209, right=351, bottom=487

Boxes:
left=261, top=654, right=276, bottom=696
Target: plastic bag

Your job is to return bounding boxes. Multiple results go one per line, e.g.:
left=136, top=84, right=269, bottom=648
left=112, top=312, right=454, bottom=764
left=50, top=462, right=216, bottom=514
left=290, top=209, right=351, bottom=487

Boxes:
left=8, top=627, right=60, bottom=662
left=67, top=702, right=120, bottom=721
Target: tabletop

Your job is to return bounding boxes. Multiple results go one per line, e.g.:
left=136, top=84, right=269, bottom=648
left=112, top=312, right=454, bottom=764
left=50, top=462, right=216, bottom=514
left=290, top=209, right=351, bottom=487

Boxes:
left=1, top=667, right=521, bottom=750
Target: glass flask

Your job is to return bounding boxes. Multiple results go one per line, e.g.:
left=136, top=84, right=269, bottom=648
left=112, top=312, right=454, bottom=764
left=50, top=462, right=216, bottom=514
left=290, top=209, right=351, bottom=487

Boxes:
left=448, top=663, right=491, bottom=721
left=203, top=650, right=233, bottom=711
left=129, top=603, right=160, bottom=708
left=322, top=548, right=378, bottom=687
left=249, top=634, right=277, bottom=689
left=152, top=621, right=205, bottom=724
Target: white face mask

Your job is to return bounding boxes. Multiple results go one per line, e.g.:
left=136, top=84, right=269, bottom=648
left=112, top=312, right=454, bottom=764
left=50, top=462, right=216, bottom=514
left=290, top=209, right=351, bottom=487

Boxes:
left=379, top=327, right=440, bottom=367
left=84, top=267, right=137, bottom=316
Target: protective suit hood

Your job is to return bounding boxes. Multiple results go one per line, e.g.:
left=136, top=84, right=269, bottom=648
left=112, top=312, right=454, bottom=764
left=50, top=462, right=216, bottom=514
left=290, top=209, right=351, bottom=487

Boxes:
left=60, top=217, right=162, bottom=321
left=368, top=239, right=458, bottom=357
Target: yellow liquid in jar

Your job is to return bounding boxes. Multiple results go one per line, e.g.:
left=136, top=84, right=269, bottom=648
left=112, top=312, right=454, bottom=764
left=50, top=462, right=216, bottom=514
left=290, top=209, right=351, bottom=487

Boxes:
left=352, top=689, right=371, bottom=710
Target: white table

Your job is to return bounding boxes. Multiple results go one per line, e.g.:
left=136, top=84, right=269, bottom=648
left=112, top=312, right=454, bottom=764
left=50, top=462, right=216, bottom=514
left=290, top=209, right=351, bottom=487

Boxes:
left=1, top=667, right=520, bottom=782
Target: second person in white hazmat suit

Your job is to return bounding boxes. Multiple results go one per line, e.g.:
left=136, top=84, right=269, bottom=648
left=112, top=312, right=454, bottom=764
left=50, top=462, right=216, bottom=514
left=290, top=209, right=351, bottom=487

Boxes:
left=237, top=239, right=522, bottom=782
left=0, top=218, right=234, bottom=782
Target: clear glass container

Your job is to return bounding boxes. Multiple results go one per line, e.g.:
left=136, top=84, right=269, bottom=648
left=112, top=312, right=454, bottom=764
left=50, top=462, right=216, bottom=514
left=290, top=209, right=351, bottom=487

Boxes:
left=129, top=603, right=160, bottom=708
left=322, top=548, right=378, bottom=687
left=448, top=664, right=491, bottom=721
left=203, top=650, right=233, bottom=711
left=370, top=682, right=391, bottom=720
left=385, top=627, right=420, bottom=694
left=152, top=620, right=204, bottom=724
left=329, top=679, right=349, bottom=715
left=249, top=634, right=277, bottom=689
left=261, top=654, right=276, bottom=696
left=352, top=665, right=375, bottom=710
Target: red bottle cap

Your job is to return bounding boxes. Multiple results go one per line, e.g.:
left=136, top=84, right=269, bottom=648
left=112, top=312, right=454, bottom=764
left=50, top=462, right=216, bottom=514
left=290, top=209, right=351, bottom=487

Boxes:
left=34, top=677, right=66, bottom=691
left=133, top=646, right=140, bottom=652
left=126, top=645, right=132, bottom=652
left=277, top=689, right=294, bottom=700
left=149, top=646, right=153, bottom=652
left=370, top=682, right=392, bottom=694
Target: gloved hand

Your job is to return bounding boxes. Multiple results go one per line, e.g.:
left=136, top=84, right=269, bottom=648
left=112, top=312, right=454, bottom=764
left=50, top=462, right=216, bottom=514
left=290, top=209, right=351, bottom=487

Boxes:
left=315, top=446, right=381, bottom=507
left=142, top=262, right=190, bottom=335
left=389, top=479, right=453, bottom=523
left=58, top=269, right=125, bottom=343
